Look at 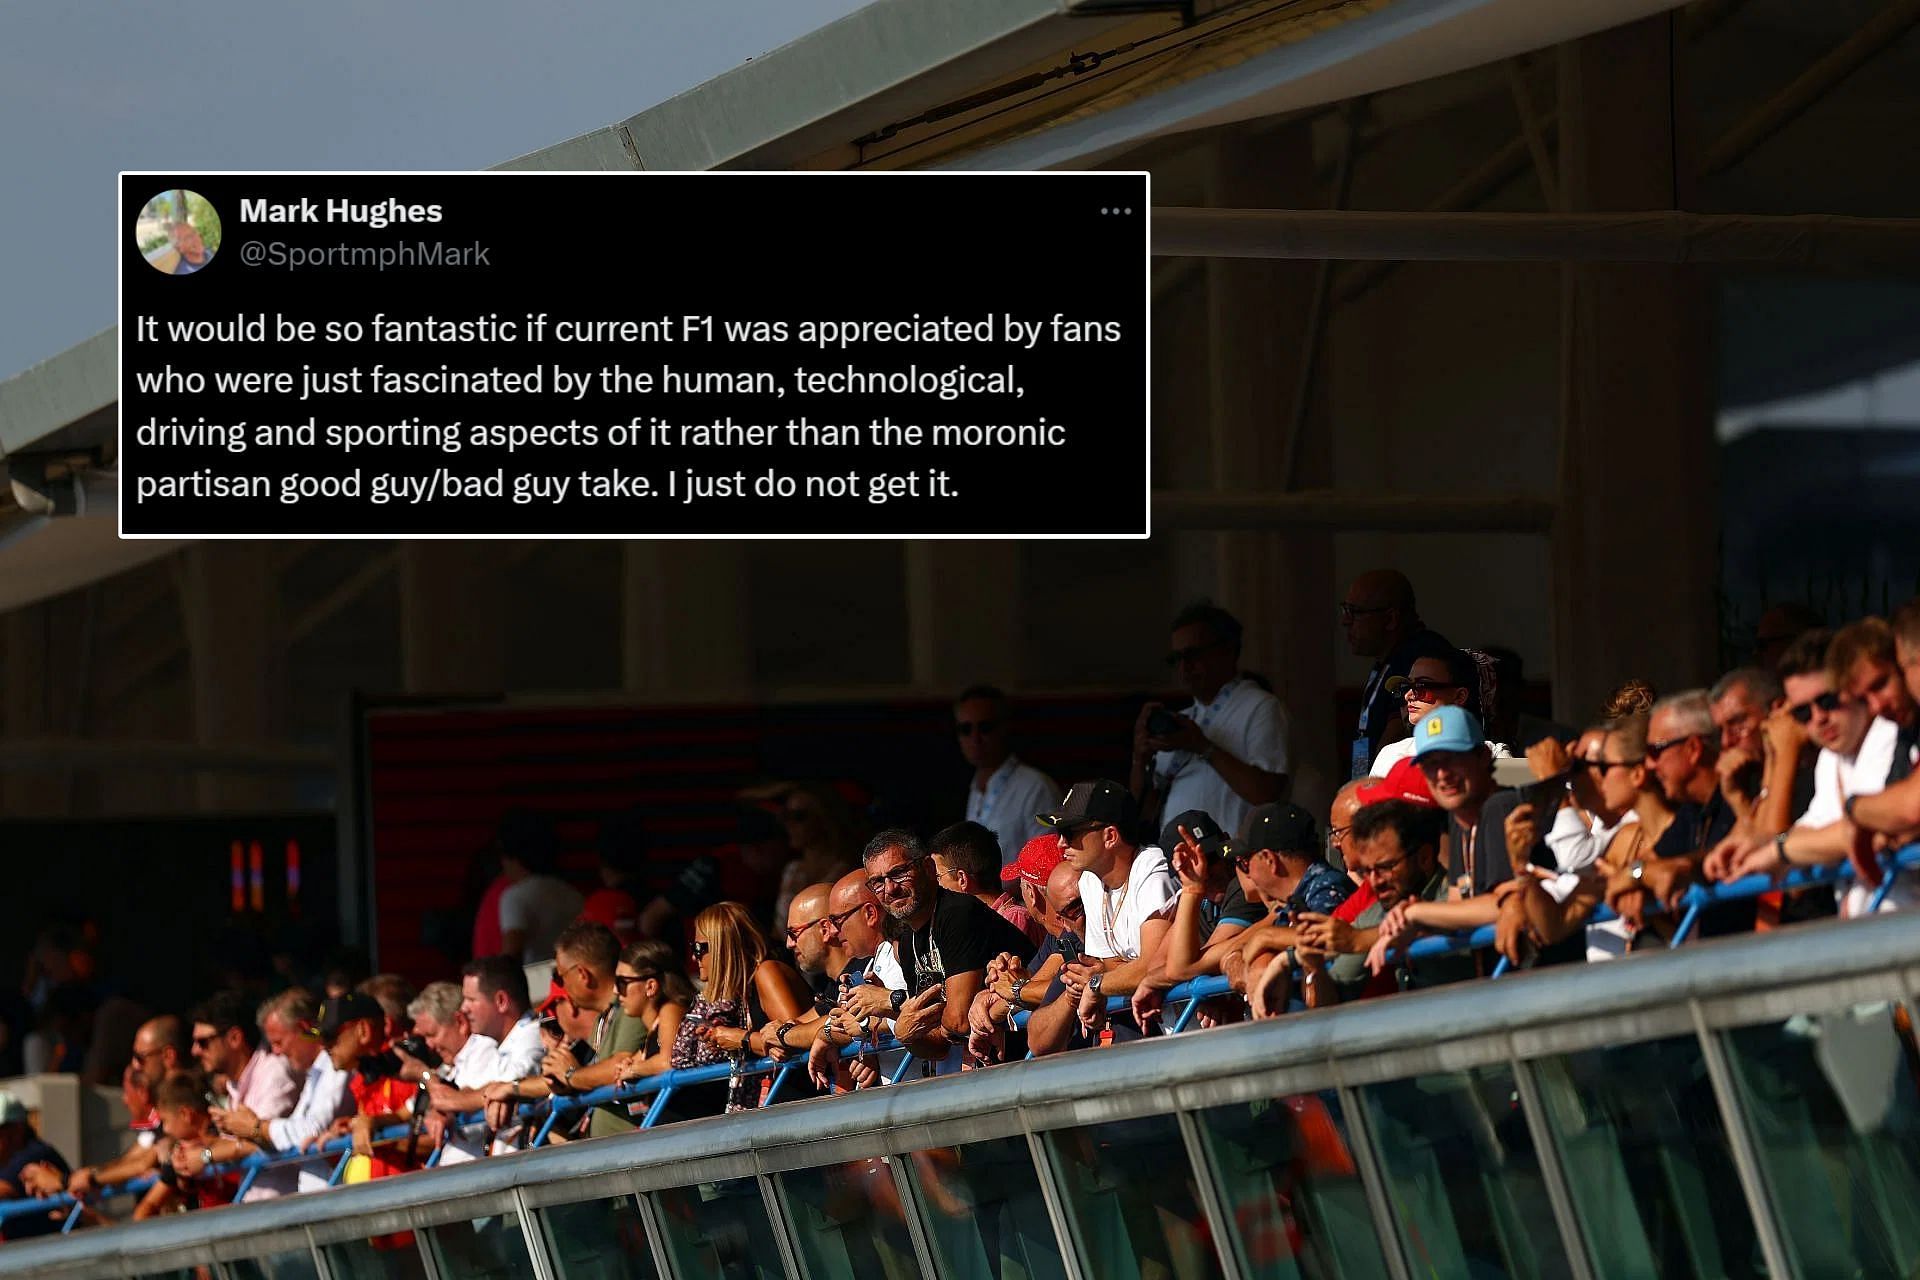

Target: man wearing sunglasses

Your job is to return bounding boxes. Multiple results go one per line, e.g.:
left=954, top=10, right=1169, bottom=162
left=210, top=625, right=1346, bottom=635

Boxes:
left=1719, top=624, right=1901, bottom=911
left=1342, top=569, right=1454, bottom=779
left=955, top=684, right=1061, bottom=867
left=60, top=1017, right=192, bottom=1206
left=190, top=990, right=298, bottom=1125
left=1130, top=602, right=1290, bottom=841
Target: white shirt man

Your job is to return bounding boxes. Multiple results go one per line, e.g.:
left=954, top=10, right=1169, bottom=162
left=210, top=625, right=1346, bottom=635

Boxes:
left=1795, top=715, right=1903, bottom=917
left=1153, top=679, right=1290, bottom=839
left=1080, top=843, right=1180, bottom=961
left=967, top=755, right=1062, bottom=866
left=226, top=1044, right=301, bottom=1120
left=491, top=1011, right=545, bottom=1081
left=251, top=1052, right=353, bottom=1199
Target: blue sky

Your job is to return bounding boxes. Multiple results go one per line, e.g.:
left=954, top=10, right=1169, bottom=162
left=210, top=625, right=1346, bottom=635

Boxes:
left=0, top=0, right=868, bottom=381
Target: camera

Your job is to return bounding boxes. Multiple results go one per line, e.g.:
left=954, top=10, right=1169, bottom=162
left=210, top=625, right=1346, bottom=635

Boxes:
left=395, top=1035, right=442, bottom=1071
left=1146, top=707, right=1181, bottom=738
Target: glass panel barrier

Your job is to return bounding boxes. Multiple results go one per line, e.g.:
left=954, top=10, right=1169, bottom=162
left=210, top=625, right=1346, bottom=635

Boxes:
left=651, top=1178, right=785, bottom=1280
left=778, top=1158, right=921, bottom=1280
left=1720, top=1000, right=1920, bottom=1278
left=541, top=1195, right=661, bottom=1279
left=1359, top=1064, right=1572, bottom=1280
left=1044, top=1113, right=1225, bottom=1280
left=427, top=1211, right=539, bottom=1280
left=227, top=1250, right=323, bottom=1280
left=1529, top=1036, right=1762, bottom=1278
left=322, top=1235, right=431, bottom=1280
left=1194, top=1092, right=1394, bottom=1280
left=910, top=1138, right=1069, bottom=1280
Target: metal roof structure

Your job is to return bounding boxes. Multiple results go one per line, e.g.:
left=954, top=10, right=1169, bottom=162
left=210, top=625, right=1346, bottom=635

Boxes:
left=0, top=0, right=1718, bottom=612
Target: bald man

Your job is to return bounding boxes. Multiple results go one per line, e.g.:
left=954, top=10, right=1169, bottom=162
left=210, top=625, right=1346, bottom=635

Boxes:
left=778, top=880, right=834, bottom=1035
left=65, top=1016, right=187, bottom=1200
left=1342, top=569, right=1452, bottom=778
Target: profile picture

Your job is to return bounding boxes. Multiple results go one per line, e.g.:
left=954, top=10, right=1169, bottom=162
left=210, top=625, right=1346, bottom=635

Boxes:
left=136, top=189, right=221, bottom=276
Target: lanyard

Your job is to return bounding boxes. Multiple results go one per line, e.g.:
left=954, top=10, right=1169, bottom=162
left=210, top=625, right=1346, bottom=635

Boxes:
left=970, top=757, right=1017, bottom=823
left=1357, top=664, right=1387, bottom=735
left=1100, top=877, right=1132, bottom=954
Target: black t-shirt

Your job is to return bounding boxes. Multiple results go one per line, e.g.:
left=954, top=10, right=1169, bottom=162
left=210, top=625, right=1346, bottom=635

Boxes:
left=1357, top=628, right=1454, bottom=764
left=896, top=888, right=1035, bottom=994
left=0, top=1137, right=70, bottom=1240
left=1202, top=881, right=1267, bottom=934
left=1469, top=789, right=1584, bottom=968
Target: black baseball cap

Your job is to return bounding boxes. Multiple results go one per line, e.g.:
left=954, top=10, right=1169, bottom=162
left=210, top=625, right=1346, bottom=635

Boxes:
left=1162, top=809, right=1233, bottom=862
left=316, top=992, right=384, bottom=1040
left=1038, top=780, right=1137, bottom=833
left=1239, top=803, right=1318, bottom=857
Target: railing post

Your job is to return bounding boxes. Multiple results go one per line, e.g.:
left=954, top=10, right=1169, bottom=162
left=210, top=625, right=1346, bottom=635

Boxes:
left=641, top=1086, right=674, bottom=1128
left=1687, top=998, right=1794, bottom=1277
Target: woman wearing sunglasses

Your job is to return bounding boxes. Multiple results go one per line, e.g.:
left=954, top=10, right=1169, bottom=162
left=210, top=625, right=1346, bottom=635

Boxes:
left=609, top=941, right=694, bottom=1090
left=1368, top=647, right=1512, bottom=778
left=670, top=903, right=813, bottom=1116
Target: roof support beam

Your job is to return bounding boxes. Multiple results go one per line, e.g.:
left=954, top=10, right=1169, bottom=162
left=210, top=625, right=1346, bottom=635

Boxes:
left=1154, top=207, right=1920, bottom=271
left=1697, top=0, right=1920, bottom=177
left=1152, top=490, right=1556, bottom=533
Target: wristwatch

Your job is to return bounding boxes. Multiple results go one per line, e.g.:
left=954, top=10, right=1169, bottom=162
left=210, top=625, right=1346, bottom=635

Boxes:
left=201, top=1147, right=217, bottom=1173
left=563, top=1065, right=579, bottom=1089
left=774, top=1021, right=796, bottom=1050
left=1629, top=861, right=1646, bottom=883
left=889, top=989, right=908, bottom=1014
left=1087, top=972, right=1104, bottom=997
left=1775, top=831, right=1792, bottom=866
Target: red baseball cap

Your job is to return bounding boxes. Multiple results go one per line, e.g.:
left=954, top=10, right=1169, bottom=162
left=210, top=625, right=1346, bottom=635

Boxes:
left=1001, top=834, right=1066, bottom=887
left=1355, top=756, right=1436, bottom=808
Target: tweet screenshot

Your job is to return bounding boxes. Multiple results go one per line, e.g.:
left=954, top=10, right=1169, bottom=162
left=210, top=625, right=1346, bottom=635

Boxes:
left=118, top=172, right=1149, bottom=538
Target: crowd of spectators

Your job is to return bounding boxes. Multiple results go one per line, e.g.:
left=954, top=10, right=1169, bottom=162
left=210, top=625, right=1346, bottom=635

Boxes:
left=5, top=575, right=1918, bottom=1242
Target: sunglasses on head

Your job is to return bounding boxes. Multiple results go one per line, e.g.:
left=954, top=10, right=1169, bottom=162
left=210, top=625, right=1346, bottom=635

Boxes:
left=1790, top=692, right=1844, bottom=724
left=955, top=719, right=1002, bottom=737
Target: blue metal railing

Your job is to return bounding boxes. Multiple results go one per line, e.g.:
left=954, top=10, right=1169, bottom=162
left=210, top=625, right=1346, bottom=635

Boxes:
left=5, top=844, right=1912, bottom=1233
left=0, top=1034, right=906, bottom=1230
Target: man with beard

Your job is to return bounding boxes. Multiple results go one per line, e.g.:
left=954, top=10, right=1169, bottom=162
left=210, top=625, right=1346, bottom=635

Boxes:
left=1302, top=798, right=1467, bottom=1001
left=781, top=882, right=837, bottom=1007
left=859, top=830, right=1032, bottom=1073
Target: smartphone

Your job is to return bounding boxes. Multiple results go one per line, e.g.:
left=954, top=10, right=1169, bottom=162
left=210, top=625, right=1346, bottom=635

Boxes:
left=567, top=1038, right=597, bottom=1066
left=1057, top=931, right=1083, bottom=966
left=1146, top=707, right=1181, bottom=738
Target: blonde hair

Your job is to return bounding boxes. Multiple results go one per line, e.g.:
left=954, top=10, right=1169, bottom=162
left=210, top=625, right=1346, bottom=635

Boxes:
left=1603, top=679, right=1658, bottom=722
left=693, top=902, right=770, bottom=1008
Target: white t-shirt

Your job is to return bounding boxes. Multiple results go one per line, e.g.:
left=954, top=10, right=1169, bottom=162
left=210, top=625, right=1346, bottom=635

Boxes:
left=1370, top=735, right=1512, bottom=778
left=1790, top=716, right=1908, bottom=918
left=1800, top=715, right=1899, bottom=830
left=967, top=755, right=1063, bottom=865
left=1154, top=680, right=1291, bottom=839
left=1079, top=845, right=1180, bottom=960
left=870, top=941, right=906, bottom=992
left=498, top=875, right=585, bottom=963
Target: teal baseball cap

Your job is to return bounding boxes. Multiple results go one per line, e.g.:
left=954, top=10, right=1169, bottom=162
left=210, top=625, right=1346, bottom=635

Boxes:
left=1412, top=705, right=1485, bottom=756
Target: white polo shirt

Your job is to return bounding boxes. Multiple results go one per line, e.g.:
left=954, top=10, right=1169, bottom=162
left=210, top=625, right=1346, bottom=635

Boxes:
left=966, top=755, right=1063, bottom=865
left=1153, top=679, right=1290, bottom=839
left=1079, top=845, right=1180, bottom=961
